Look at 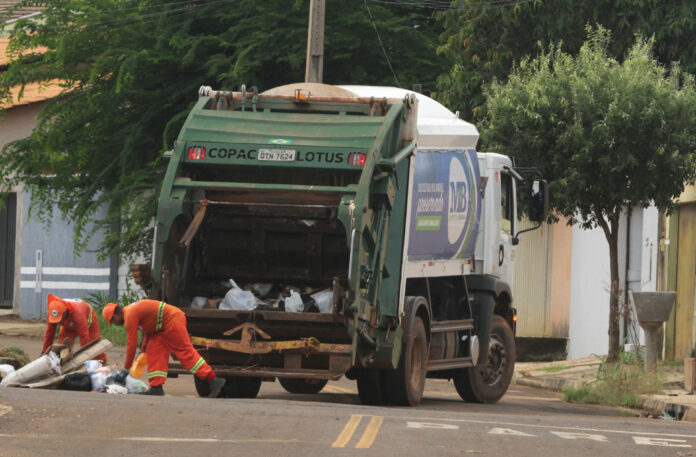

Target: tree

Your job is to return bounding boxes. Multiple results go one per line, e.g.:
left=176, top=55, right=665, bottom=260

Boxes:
left=436, top=0, right=696, bottom=120
left=0, top=0, right=447, bottom=260
left=480, top=27, right=696, bottom=361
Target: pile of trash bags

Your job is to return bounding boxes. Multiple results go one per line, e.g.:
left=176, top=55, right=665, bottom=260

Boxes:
left=0, top=338, right=147, bottom=394
left=190, top=279, right=334, bottom=313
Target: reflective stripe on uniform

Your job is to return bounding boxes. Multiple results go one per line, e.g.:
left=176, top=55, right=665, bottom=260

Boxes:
left=147, top=371, right=168, bottom=379
left=155, top=301, right=165, bottom=332
left=87, top=304, right=94, bottom=327
left=189, top=357, right=205, bottom=374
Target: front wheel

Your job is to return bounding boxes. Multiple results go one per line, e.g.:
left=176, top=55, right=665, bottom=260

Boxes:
left=279, top=378, right=327, bottom=394
left=454, top=315, right=515, bottom=403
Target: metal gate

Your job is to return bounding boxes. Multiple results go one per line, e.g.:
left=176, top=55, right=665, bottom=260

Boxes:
left=0, top=193, right=17, bottom=306
left=674, top=204, right=696, bottom=359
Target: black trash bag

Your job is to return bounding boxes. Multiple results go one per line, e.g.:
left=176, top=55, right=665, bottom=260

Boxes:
left=58, top=373, right=93, bottom=391
left=301, top=295, right=319, bottom=313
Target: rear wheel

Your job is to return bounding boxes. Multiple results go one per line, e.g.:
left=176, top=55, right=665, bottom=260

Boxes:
left=454, top=315, right=515, bottom=403
left=382, top=316, right=428, bottom=406
left=223, top=376, right=262, bottom=398
left=356, top=369, right=387, bottom=405
left=279, top=378, right=328, bottom=394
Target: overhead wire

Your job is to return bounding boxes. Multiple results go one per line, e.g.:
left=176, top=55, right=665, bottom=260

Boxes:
left=363, top=0, right=401, bottom=87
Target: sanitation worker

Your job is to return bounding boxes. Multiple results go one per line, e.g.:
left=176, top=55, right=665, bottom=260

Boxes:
left=102, top=300, right=226, bottom=397
left=41, top=294, right=107, bottom=363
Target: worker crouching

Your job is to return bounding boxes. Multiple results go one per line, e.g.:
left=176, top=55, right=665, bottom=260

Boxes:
left=102, top=300, right=225, bottom=397
left=42, top=294, right=107, bottom=363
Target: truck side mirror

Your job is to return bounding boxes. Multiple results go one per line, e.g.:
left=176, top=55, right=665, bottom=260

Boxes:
left=529, top=179, right=549, bottom=223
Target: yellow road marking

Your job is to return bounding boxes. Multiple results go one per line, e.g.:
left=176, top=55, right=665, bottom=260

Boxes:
left=332, top=415, right=363, bottom=448
left=355, top=416, right=383, bottom=449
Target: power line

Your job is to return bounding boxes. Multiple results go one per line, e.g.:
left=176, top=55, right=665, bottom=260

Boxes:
left=367, top=0, right=536, bottom=11
left=364, top=0, right=401, bottom=87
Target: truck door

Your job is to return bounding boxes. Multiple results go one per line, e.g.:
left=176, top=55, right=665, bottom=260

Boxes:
left=495, top=170, right=517, bottom=289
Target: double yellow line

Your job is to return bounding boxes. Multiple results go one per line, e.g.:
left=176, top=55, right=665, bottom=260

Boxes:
left=332, top=415, right=384, bottom=449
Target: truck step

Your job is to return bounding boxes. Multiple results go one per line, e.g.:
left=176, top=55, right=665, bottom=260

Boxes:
left=429, top=319, right=474, bottom=333
left=427, top=357, right=475, bottom=372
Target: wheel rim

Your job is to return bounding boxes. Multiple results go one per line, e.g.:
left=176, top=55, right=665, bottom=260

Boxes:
left=409, top=333, right=424, bottom=389
left=481, top=335, right=506, bottom=386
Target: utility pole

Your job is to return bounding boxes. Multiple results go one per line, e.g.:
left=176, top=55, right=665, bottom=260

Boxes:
left=304, top=0, right=325, bottom=83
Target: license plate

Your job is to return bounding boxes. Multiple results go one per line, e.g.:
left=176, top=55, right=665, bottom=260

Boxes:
left=258, top=149, right=296, bottom=161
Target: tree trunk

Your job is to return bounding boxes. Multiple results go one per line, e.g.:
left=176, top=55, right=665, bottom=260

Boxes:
left=606, top=229, right=621, bottom=362
left=597, top=212, right=621, bottom=362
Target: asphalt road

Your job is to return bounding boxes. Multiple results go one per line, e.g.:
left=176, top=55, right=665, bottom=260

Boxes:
left=1, top=336, right=695, bottom=457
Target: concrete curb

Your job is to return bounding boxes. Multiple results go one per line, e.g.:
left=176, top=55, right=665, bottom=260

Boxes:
left=514, top=375, right=696, bottom=422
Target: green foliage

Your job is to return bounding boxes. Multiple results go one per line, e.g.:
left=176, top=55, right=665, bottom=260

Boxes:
left=563, top=349, right=664, bottom=408
left=437, top=0, right=696, bottom=120
left=0, top=0, right=446, bottom=260
left=482, top=27, right=696, bottom=228
left=540, top=365, right=572, bottom=373
left=0, top=346, right=31, bottom=368
left=85, top=288, right=143, bottom=346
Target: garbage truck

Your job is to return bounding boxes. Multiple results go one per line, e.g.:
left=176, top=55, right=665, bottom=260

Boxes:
left=150, top=83, right=548, bottom=406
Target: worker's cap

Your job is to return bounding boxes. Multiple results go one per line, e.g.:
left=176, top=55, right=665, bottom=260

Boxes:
left=47, top=299, right=67, bottom=324
left=102, top=302, right=119, bottom=327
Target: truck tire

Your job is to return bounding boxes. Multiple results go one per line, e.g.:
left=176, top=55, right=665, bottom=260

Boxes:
left=356, top=369, right=386, bottom=405
left=453, top=315, right=515, bottom=403
left=383, top=316, right=428, bottom=406
left=223, top=376, right=262, bottom=398
left=279, top=378, right=328, bottom=394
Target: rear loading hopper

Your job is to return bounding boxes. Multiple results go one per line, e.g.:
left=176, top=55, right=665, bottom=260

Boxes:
left=153, top=84, right=416, bottom=393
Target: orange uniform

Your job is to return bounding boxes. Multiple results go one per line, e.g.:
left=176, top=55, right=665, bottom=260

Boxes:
left=42, top=295, right=106, bottom=363
left=122, top=299, right=215, bottom=387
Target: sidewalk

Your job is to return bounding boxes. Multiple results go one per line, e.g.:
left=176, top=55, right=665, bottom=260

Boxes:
left=514, top=357, right=696, bottom=422
left=0, top=309, right=45, bottom=338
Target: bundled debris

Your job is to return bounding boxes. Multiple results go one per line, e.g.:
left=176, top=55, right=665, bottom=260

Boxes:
left=190, top=279, right=334, bottom=313
left=0, top=338, right=146, bottom=394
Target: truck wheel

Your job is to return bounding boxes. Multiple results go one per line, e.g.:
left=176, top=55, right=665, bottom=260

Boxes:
left=356, top=369, right=386, bottom=405
left=383, top=316, right=428, bottom=406
left=454, top=315, right=515, bottom=403
left=193, top=375, right=210, bottom=397
left=279, top=378, right=328, bottom=394
left=224, top=376, right=262, bottom=398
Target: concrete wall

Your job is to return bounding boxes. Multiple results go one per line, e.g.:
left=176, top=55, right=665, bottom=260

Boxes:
left=0, top=103, right=41, bottom=313
left=18, top=190, right=111, bottom=319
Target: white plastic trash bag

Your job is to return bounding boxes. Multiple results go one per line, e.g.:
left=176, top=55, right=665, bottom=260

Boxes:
left=190, top=296, right=207, bottom=309
left=311, top=290, right=334, bottom=314
left=220, top=279, right=262, bottom=311
left=105, top=384, right=128, bottom=394
left=1, top=352, right=61, bottom=387
left=284, top=290, right=304, bottom=313
left=91, top=371, right=108, bottom=391
left=125, top=375, right=149, bottom=394
left=84, top=360, right=103, bottom=374
left=0, top=364, right=15, bottom=379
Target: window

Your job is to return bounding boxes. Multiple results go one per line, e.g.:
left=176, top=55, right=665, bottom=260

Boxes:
left=500, top=173, right=513, bottom=233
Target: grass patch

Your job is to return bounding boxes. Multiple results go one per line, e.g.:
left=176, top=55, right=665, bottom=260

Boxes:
left=618, top=409, right=637, bottom=418
left=562, top=347, right=664, bottom=409
left=541, top=365, right=572, bottom=373
left=85, top=289, right=143, bottom=346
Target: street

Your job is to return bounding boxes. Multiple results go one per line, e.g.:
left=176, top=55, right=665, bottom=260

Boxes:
left=1, top=338, right=695, bottom=457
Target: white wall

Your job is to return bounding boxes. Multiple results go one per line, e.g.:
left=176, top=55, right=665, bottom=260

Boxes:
left=567, top=225, right=611, bottom=359
left=566, top=206, right=659, bottom=359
